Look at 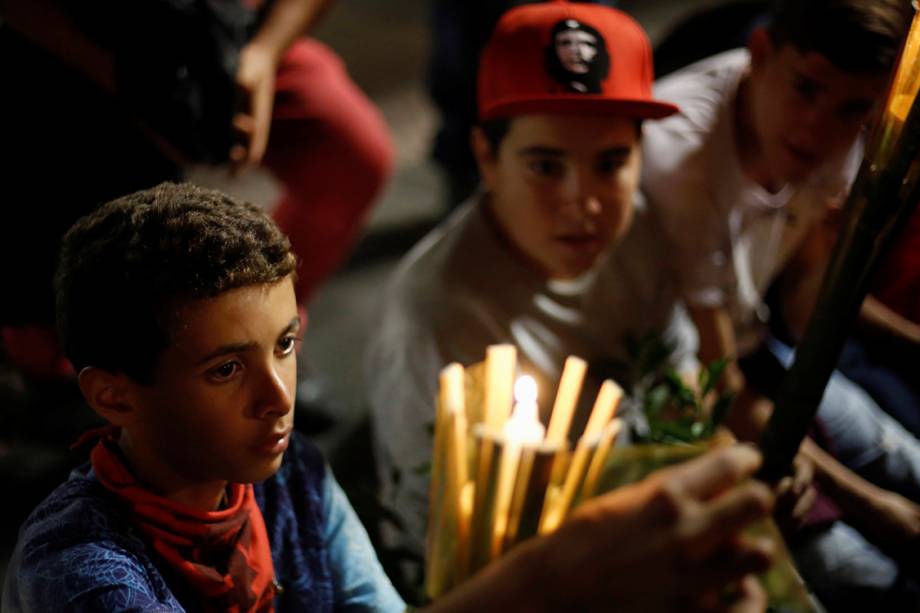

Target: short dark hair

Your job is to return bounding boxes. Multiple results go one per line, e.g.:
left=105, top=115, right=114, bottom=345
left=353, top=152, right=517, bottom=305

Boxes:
left=480, top=118, right=512, bottom=155
left=55, top=182, right=297, bottom=383
left=767, top=0, right=913, bottom=74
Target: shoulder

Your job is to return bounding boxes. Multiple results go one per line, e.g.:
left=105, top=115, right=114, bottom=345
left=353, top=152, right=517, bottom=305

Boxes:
left=370, top=199, right=499, bottom=370
left=653, top=48, right=749, bottom=128
left=643, top=49, right=748, bottom=175
left=7, top=467, right=177, bottom=611
left=386, top=200, right=482, bottom=315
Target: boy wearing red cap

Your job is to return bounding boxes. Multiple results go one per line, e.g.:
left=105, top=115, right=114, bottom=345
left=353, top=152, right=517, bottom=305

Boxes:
left=2, top=182, right=775, bottom=612
left=368, top=1, right=702, bottom=559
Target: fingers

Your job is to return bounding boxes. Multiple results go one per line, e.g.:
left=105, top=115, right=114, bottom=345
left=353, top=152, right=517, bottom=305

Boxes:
left=792, top=454, right=814, bottom=495
left=670, top=445, right=763, bottom=501
left=724, top=575, right=768, bottom=613
left=791, top=485, right=817, bottom=524
left=230, top=113, right=253, bottom=170
left=773, top=476, right=796, bottom=513
left=681, top=480, right=774, bottom=562
left=247, top=81, right=274, bottom=166
left=685, top=536, right=774, bottom=592
left=228, top=89, right=273, bottom=170
left=773, top=452, right=816, bottom=535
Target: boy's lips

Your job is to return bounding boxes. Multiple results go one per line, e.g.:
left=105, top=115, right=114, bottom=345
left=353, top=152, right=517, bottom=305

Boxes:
left=250, top=427, right=292, bottom=456
left=556, top=234, right=603, bottom=252
left=782, top=141, right=817, bottom=164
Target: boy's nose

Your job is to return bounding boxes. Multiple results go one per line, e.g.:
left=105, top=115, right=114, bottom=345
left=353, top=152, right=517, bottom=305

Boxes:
left=583, top=195, right=602, bottom=216
left=796, top=104, right=836, bottom=148
left=562, top=172, right=602, bottom=217
left=255, top=365, right=294, bottom=418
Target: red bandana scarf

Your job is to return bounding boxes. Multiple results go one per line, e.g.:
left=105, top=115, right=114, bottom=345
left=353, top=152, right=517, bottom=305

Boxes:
left=90, top=433, right=276, bottom=612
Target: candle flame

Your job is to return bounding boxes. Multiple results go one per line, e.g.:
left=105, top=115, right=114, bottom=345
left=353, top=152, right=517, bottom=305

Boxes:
left=513, top=375, right=538, bottom=406
left=505, top=375, right=544, bottom=445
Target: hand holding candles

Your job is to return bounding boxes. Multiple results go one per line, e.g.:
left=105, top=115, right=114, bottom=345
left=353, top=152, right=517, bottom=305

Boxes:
left=427, top=346, right=800, bottom=609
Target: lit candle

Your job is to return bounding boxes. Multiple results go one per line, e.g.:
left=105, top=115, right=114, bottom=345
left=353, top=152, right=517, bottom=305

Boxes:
left=491, top=375, right=545, bottom=557
left=504, top=375, right=546, bottom=444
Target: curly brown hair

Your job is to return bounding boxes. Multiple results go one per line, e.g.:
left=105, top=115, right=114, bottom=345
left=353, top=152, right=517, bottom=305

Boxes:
left=55, top=182, right=297, bottom=383
left=768, top=0, right=914, bottom=74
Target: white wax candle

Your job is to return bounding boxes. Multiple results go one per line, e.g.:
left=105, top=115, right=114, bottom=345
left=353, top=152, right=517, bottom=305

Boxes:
left=504, top=375, right=545, bottom=444
left=492, top=375, right=545, bottom=557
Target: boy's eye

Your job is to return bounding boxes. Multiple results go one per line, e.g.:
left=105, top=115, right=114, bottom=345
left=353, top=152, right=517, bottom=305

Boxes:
left=527, top=158, right=565, bottom=179
left=278, top=335, right=301, bottom=356
left=209, top=361, right=241, bottom=382
left=596, top=156, right=626, bottom=176
left=838, top=100, right=873, bottom=120
left=792, top=76, right=819, bottom=102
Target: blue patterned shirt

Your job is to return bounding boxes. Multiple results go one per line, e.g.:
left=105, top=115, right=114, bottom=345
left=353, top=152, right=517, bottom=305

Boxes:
left=3, top=432, right=405, bottom=613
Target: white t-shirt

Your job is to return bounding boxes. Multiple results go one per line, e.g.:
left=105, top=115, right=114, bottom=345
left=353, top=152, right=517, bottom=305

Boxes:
left=641, top=49, right=861, bottom=355
left=366, top=194, right=698, bottom=554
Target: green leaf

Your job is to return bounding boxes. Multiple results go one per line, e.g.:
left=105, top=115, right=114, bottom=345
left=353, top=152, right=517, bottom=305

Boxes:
left=698, top=367, right=710, bottom=396
left=709, top=392, right=735, bottom=431
left=664, top=371, right=695, bottom=408
left=650, top=419, right=699, bottom=443
left=645, top=384, right=670, bottom=417
left=702, top=358, right=729, bottom=397
left=691, top=421, right=706, bottom=438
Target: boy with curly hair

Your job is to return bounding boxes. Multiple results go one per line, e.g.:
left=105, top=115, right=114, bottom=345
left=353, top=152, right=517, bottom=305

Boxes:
left=3, top=181, right=774, bottom=612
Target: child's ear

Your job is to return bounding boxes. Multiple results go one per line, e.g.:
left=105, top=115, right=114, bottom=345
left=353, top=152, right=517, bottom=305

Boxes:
left=471, top=127, right=499, bottom=191
left=77, top=367, right=138, bottom=427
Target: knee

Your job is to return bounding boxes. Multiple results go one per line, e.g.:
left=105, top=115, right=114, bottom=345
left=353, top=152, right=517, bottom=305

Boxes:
left=330, top=101, right=394, bottom=195
left=275, top=40, right=395, bottom=193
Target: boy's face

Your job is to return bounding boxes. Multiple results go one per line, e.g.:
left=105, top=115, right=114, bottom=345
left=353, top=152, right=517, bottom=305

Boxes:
left=128, top=276, right=299, bottom=491
left=748, top=30, right=888, bottom=185
left=475, top=114, right=641, bottom=280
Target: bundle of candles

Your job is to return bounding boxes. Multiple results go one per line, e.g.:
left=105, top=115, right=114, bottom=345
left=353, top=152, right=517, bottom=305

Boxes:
left=426, top=344, right=624, bottom=598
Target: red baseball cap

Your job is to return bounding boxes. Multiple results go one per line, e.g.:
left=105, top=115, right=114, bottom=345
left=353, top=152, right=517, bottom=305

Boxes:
left=478, top=1, right=679, bottom=121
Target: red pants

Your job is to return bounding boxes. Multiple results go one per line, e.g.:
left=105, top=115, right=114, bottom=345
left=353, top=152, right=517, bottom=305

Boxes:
left=266, top=39, right=393, bottom=304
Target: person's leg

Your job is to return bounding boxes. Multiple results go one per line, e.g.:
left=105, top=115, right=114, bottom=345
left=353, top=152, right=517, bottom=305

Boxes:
left=837, top=338, right=920, bottom=438
left=767, top=337, right=920, bottom=502
left=263, top=39, right=393, bottom=305
left=792, top=521, right=905, bottom=611
left=1, top=29, right=180, bottom=378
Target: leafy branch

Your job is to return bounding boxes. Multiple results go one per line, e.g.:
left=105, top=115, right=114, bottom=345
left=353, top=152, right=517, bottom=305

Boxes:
left=626, top=333, right=734, bottom=445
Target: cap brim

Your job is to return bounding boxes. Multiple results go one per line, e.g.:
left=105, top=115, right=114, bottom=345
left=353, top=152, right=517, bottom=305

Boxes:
left=480, top=96, right=679, bottom=121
